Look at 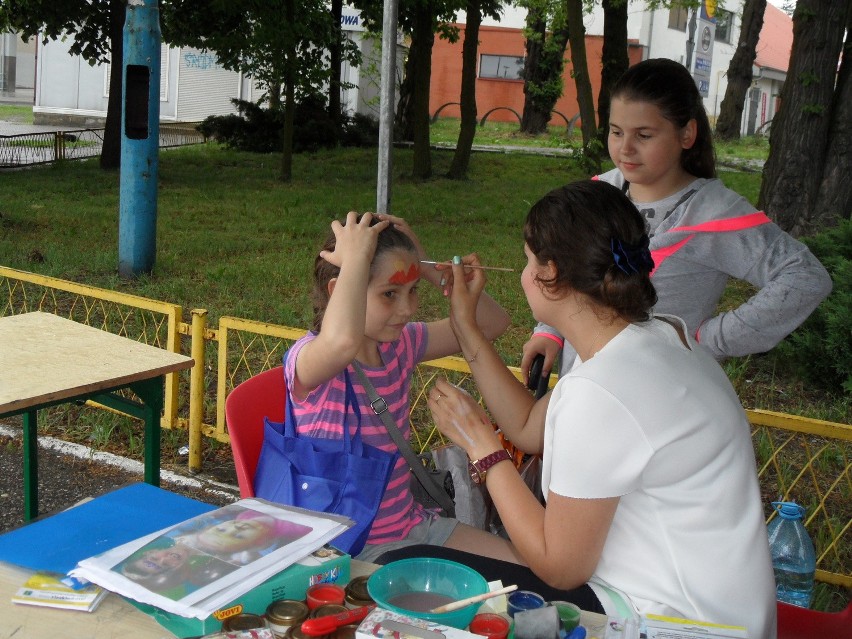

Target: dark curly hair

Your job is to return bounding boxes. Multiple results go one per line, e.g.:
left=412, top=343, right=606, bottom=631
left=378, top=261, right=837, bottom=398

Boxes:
left=523, top=180, right=657, bottom=323
left=311, top=215, right=416, bottom=331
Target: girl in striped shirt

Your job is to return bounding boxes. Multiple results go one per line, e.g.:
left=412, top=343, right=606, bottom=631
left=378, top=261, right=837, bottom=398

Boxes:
left=283, top=211, right=521, bottom=563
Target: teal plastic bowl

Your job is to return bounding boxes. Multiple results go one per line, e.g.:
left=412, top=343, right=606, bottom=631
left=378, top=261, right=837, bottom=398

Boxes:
left=367, top=557, right=489, bottom=629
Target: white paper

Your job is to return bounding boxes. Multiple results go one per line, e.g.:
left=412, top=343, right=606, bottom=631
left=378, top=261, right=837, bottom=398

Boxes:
left=70, top=498, right=351, bottom=619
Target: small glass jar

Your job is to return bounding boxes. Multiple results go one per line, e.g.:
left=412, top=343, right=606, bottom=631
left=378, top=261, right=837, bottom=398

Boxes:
left=306, top=583, right=346, bottom=610
left=266, top=599, right=310, bottom=638
left=311, top=603, right=349, bottom=619
left=285, top=624, right=314, bottom=639
left=344, top=575, right=373, bottom=608
left=221, top=612, right=268, bottom=632
left=331, top=623, right=361, bottom=639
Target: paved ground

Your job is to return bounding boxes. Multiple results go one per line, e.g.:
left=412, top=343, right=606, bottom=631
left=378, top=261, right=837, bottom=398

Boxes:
left=0, top=421, right=240, bottom=536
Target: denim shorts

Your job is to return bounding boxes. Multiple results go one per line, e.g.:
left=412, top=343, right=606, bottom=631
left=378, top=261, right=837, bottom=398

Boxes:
left=354, top=514, right=459, bottom=563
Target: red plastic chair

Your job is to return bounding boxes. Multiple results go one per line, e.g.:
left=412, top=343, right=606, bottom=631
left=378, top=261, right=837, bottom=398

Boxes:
left=224, top=366, right=286, bottom=498
left=776, top=600, right=852, bottom=639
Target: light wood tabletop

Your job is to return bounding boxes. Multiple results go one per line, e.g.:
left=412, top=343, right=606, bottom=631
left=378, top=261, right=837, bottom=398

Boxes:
left=0, top=311, right=194, bottom=520
left=0, top=311, right=193, bottom=415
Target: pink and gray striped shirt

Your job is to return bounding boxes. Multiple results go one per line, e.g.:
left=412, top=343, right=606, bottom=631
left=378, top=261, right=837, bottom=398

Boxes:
left=283, top=323, right=430, bottom=546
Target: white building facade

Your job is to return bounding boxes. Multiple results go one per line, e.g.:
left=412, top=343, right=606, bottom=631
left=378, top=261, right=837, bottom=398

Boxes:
left=32, top=7, right=397, bottom=127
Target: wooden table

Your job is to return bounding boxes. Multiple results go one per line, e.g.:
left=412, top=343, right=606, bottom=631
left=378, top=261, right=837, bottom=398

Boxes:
left=0, top=312, right=194, bottom=521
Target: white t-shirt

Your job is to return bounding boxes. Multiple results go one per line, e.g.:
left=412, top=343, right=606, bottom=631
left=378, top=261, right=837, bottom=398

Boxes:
left=542, top=317, right=776, bottom=639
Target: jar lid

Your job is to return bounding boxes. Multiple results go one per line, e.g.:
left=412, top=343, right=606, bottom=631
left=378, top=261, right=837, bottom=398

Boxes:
left=311, top=603, right=349, bottom=619
left=344, top=575, right=372, bottom=605
left=266, top=599, right=310, bottom=625
left=222, top=613, right=267, bottom=631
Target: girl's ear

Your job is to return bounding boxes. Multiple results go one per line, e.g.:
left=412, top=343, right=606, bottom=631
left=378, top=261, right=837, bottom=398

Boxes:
left=681, top=118, right=698, bottom=150
left=327, top=277, right=338, bottom=297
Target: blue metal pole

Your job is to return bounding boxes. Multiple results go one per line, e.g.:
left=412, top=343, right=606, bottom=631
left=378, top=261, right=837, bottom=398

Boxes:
left=118, top=0, right=161, bottom=278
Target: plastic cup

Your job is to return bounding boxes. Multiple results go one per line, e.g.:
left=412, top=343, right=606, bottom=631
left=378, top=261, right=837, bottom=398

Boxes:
left=468, top=613, right=511, bottom=639
left=550, top=601, right=581, bottom=631
left=506, top=590, right=545, bottom=618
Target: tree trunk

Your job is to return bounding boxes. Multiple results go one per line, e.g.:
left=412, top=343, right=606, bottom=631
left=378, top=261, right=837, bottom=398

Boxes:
left=268, top=81, right=281, bottom=111
left=410, top=2, right=435, bottom=180
left=715, top=0, right=767, bottom=140
left=758, top=0, right=848, bottom=234
left=520, top=7, right=547, bottom=134
left=520, top=8, right=570, bottom=135
left=447, top=1, right=481, bottom=180
left=280, top=0, right=296, bottom=181
left=566, top=0, right=599, bottom=172
left=329, top=0, right=343, bottom=124
left=597, top=0, right=629, bottom=152
left=100, top=0, right=125, bottom=170
left=812, top=7, right=852, bottom=227
left=396, top=53, right=416, bottom=142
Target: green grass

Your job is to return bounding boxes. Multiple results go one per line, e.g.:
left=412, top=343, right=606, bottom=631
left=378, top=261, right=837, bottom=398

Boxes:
left=0, top=104, right=34, bottom=124
left=0, top=139, right=826, bottom=381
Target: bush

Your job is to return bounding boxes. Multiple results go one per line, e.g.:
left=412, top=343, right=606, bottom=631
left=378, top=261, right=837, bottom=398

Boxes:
left=197, top=98, right=379, bottom=153
left=340, top=112, right=380, bottom=147
left=197, top=100, right=283, bottom=153
left=774, top=219, right=852, bottom=395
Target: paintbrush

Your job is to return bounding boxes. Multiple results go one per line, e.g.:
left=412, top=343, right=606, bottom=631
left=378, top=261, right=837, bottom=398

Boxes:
left=420, top=260, right=514, bottom=272
left=430, top=584, right=518, bottom=613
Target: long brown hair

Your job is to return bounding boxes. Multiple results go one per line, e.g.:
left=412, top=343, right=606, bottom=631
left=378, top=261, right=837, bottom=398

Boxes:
left=611, top=58, right=716, bottom=179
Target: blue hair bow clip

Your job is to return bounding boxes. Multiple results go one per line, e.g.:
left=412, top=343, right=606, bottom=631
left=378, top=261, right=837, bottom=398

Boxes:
left=611, top=236, right=654, bottom=275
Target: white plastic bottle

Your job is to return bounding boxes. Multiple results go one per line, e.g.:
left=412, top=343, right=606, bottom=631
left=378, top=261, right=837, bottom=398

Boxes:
left=766, top=501, right=816, bottom=608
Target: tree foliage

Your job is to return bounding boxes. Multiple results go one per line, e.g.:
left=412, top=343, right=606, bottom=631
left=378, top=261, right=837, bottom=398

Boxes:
left=0, top=0, right=126, bottom=169
left=163, top=0, right=357, bottom=181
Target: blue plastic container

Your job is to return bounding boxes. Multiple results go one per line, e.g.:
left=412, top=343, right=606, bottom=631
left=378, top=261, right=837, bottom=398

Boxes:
left=767, top=501, right=816, bottom=608
left=367, top=557, right=489, bottom=629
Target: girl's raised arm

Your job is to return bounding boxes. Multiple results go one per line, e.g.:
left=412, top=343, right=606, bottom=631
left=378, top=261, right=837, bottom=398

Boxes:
left=292, top=213, right=389, bottom=398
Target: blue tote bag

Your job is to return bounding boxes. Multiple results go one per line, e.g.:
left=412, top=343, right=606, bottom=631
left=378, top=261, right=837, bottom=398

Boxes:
left=253, top=361, right=395, bottom=556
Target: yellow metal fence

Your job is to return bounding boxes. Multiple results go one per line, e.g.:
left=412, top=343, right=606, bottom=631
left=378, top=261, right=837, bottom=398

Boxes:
left=1, top=266, right=849, bottom=587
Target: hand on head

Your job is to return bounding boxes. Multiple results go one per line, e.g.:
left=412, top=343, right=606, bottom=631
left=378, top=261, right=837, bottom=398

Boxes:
left=319, top=211, right=390, bottom=269
left=427, top=378, right=499, bottom=460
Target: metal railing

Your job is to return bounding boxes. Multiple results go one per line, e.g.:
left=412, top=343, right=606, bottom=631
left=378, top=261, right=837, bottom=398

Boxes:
left=0, top=124, right=205, bottom=168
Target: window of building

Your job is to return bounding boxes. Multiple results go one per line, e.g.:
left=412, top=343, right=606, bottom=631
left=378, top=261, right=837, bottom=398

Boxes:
left=668, top=5, right=689, bottom=31
left=479, top=54, right=524, bottom=80
left=715, top=9, right=734, bottom=43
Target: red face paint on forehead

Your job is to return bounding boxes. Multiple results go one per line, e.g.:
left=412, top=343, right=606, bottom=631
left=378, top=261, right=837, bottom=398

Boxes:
left=388, top=259, right=420, bottom=285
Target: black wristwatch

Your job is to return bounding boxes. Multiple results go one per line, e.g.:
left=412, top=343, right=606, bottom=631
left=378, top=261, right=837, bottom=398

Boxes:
left=468, top=449, right=512, bottom=485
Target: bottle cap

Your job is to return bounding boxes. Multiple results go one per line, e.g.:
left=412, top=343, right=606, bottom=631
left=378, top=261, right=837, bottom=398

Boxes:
left=772, top=501, right=806, bottom=520
left=221, top=613, right=267, bottom=631
left=266, top=599, right=310, bottom=627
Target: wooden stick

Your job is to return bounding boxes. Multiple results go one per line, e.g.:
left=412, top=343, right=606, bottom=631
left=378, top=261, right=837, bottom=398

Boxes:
left=420, top=260, right=514, bottom=272
left=430, top=584, right=518, bottom=613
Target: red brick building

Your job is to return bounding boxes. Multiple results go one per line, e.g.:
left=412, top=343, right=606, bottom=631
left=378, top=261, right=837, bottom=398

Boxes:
left=429, top=25, right=643, bottom=125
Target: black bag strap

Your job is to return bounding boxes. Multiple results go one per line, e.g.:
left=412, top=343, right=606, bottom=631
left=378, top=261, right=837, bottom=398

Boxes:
left=352, top=360, right=456, bottom=515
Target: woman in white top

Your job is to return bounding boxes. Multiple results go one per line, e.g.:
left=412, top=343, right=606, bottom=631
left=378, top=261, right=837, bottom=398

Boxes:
left=410, top=180, right=776, bottom=638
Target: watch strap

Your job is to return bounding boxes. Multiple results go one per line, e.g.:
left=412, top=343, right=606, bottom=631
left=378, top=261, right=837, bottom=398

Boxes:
left=470, top=448, right=511, bottom=484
